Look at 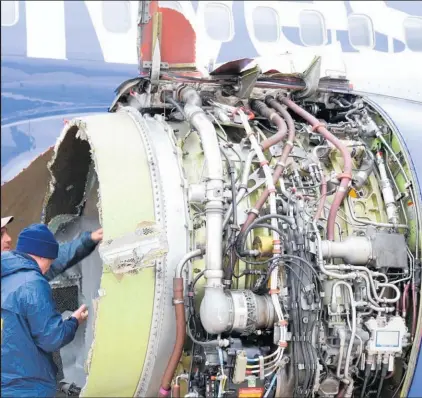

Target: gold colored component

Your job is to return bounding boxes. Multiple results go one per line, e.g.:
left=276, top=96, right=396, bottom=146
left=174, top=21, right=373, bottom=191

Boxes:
left=349, top=188, right=358, bottom=198
left=252, top=235, right=273, bottom=257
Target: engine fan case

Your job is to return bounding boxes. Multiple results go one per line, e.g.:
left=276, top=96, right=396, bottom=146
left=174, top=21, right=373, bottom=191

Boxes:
left=42, top=108, right=189, bottom=397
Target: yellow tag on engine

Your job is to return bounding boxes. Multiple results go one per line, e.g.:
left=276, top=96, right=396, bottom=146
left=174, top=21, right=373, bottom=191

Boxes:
left=349, top=188, right=358, bottom=198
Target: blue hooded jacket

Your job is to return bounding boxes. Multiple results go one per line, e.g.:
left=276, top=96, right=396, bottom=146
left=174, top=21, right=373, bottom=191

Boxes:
left=1, top=231, right=98, bottom=397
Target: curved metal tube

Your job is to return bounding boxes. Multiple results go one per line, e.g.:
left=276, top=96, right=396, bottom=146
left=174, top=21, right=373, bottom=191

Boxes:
left=332, top=281, right=356, bottom=385
left=281, top=97, right=352, bottom=241
left=181, top=87, right=225, bottom=289
left=336, top=327, right=347, bottom=379
left=346, top=197, right=408, bottom=229
left=158, top=278, right=186, bottom=397
left=240, top=99, right=291, bottom=233
left=176, top=248, right=205, bottom=278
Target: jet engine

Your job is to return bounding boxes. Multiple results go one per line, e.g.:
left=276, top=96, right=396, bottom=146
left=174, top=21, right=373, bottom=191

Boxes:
left=40, top=73, right=421, bottom=398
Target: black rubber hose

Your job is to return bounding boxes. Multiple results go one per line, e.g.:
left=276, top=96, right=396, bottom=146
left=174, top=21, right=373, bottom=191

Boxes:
left=236, top=214, right=295, bottom=256
left=360, top=364, right=372, bottom=398
left=250, top=99, right=275, bottom=120
left=236, top=223, right=285, bottom=258
left=376, top=364, right=388, bottom=398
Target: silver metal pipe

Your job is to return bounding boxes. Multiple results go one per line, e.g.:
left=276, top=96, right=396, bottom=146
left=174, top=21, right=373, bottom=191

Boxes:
left=181, top=88, right=227, bottom=335
left=332, top=281, right=356, bottom=384
left=222, top=150, right=256, bottom=229
left=384, top=152, right=409, bottom=225
left=321, top=237, right=372, bottom=265
left=336, top=327, right=347, bottom=379
left=376, top=151, right=399, bottom=224
left=346, top=197, right=408, bottom=229
left=313, top=221, right=356, bottom=279
left=182, top=88, right=225, bottom=288
left=375, top=131, right=420, bottom=258
left=176, top=249, right=205, bottom=278
left=324, top=264, right=400, bottom=304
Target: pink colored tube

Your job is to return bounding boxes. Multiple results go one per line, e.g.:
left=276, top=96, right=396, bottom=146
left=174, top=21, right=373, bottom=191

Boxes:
left=280, top=97, right=352, bottom=240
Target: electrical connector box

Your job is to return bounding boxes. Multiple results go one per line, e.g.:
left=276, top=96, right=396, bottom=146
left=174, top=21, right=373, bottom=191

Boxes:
left=233, top=351, right=247, bottom=384
left=365, top=316, right=407, bottom=355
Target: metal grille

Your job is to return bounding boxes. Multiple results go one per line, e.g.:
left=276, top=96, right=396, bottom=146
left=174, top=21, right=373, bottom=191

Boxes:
left=52, top=285, right=79, bottom=313
left=52, top=285, right=79, bottom=382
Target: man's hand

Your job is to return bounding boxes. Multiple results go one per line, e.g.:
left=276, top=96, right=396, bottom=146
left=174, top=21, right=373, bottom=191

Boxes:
left=72, top=304, right=89, bottom=325
left=91, top=228, right=103, bottom=243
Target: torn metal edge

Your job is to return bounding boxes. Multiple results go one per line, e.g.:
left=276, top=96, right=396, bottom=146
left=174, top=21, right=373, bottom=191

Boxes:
left=39, top=117, right=105, bottom=395
left=42, top=118, right=104, bottom=227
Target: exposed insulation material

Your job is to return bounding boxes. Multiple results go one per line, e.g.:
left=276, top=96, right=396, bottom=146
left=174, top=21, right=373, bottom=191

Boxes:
left=99, top=220, right=168, bottom=275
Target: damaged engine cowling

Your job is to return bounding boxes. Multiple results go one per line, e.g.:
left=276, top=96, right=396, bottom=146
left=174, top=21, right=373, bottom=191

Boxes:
left=42, top=77, right=421, bottom=398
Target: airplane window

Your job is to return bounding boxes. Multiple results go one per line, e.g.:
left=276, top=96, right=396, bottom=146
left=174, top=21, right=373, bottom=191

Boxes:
left=159, top=1, right=182, bottom=12
left=101, top=1, right=132, bottom=34
left=348, top=14, right=374, bottom=49
left=1, top=1, right=18, bottom=27
left=252, top=6, right=280, bottom=43
left=203, top=3, right=233, bottom=42
left=404, top=17, right=422, bottom=52
left=299, top=10, right=326, bottom=46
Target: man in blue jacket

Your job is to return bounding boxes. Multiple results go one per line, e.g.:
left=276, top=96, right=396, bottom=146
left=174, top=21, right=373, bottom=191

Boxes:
left=1, top=223, right=103, bottom=397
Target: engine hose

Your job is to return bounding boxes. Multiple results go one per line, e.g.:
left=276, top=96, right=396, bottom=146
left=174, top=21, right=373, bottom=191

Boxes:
left=360, top=364, right=372, bottom=398
left=172, top=384, right=181, bottom=398
left=250, top=99, right=288, bottom=151
left=279, top=96, right=352, bottom=240
left=376, top=364, right=388, bottom=398
left=240, top=99, right=291, bottom=233
left=158, top=278, right=186, bottom=397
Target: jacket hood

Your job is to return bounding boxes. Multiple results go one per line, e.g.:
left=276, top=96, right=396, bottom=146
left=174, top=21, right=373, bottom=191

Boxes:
left=1, top=251, right=41, bottom=278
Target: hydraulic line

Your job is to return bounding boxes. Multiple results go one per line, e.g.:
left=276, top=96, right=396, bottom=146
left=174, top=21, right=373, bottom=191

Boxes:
left=332, top=282, right=356, bottom=384
left=158, top=278, right=186, bottom=397
left=241, top=98, right=294, bottom=233
left=223, top=150, right=256, bottom=229
left=280, top=96, right=353, bottom=241
left=376, top=361, right=388, bottom=398
left=360, top=364, right=372, bottom=398
left=159, top=249, right=205, bottom=397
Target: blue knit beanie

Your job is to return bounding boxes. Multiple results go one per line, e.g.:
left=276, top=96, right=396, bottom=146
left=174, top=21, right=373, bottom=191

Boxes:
left=16, top=223, right=59, bottom=260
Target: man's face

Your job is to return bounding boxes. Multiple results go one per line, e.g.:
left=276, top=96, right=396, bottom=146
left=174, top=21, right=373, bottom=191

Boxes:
left=1, top=227, right=12, bottom=251
left=38, top=257, right=54, bottom=275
